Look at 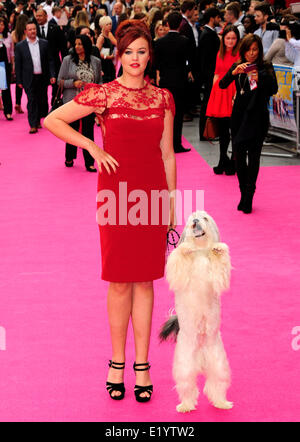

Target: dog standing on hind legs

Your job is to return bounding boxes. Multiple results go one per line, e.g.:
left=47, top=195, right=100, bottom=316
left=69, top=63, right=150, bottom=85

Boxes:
left=160, top=211, right=233, bottom=413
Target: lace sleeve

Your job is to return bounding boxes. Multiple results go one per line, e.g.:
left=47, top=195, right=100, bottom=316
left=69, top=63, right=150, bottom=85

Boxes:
left=162, top=88, right=175, bottom=117
left=74, top=83, right=107, bottom=113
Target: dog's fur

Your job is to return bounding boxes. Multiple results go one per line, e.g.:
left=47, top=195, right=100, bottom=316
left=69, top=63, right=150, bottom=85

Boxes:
left=160, top=210, right=233, bottom=413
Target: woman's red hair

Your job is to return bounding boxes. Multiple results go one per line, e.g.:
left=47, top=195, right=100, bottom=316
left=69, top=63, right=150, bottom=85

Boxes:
left=115, top=19, right=153, bottom=64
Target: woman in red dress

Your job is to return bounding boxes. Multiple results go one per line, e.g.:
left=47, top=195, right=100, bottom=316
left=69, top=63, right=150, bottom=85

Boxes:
left=206, top=25, right=240, bottom=175
left=44, top=20, right=176, bottom=403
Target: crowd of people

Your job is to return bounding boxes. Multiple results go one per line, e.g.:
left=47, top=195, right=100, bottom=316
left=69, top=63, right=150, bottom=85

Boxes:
left=0, top=0, right=298, bottom=207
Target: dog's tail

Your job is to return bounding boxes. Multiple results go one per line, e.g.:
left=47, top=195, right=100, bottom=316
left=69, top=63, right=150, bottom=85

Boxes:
left=159, top=315, right=180, bottom=342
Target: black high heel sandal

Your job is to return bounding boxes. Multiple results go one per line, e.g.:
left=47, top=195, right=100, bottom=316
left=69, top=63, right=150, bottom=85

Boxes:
left=133, top=362, right=153, bottom=403
left=106, top=360, right=125, bottom=400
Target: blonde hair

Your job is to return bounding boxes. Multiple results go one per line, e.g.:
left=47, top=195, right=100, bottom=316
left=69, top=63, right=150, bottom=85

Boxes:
left=148, top=7, right=160, bottom=23
left=99, top=15, right=112, bottom=28
left=130, top=1, right=147, bottom=17
left=74, top=10, right=90, bottom=28
left=154, top=20, right=163, bottom=40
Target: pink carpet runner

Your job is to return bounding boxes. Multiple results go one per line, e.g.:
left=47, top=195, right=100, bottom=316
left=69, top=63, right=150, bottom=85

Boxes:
left=0, top=95, right=300, bottom=422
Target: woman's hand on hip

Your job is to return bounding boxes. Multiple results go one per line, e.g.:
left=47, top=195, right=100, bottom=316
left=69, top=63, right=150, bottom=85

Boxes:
left=87, top=141, right=119, bottom=174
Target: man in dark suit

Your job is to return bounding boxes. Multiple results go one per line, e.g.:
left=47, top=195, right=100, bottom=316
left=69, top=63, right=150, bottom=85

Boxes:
left=154, top=11, right=193, bottom=153
left=15, top=21, right=56, bottom=133
left=179, top=0, right=197, bottom=68
left=48, top=5, right=62, bottom=27
left=178, top=0, right=198, bottom=121
left=198, top=7, right=221, bottom=140
left=111, top=1, right=123, bottom=35
left=35, top=7, right=67, bottom=105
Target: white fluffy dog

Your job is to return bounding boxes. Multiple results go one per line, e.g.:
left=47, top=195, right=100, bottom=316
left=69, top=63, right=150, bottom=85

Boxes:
left=160, top=210, right=233, bottom=413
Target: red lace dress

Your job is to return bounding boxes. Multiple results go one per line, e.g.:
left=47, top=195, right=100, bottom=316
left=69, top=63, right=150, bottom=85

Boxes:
left=74, top=79, right=175, bottom=282
left=206, top=50, right=240, bottom=118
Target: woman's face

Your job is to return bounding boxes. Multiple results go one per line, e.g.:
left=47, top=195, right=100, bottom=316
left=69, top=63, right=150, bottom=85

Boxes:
left=224, top=31, right=237, bottom=50
left=243, top=17, right=251, bottom=31
left=103, top=22, right=112, bottom=33
left=0, top=21, right=5, bottom=33
left=75, top=38, right=85, bottom=56
left=120, top=37, right=150, bottom=78
left=244, top=41, right=259, bottom=63
left=156, top=25, right=165, bottom=38
left=134, top=5, right=142, bottom=14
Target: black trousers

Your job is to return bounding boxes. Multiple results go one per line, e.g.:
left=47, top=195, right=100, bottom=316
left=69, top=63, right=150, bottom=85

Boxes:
left=1, top=63, right=12, bottom=115
left=51, top=81, right=58, bottom=106
left=199, top=79, right=213, bottom=139
left=15, top=83, right=23, bottom=105
left=216, top=117, right=231, bottom=162
left=24, top=74, right=48, bottom=128
left=51, top=64, right=62, bottom=106
left=65, top=114, right=95, bottom=168
left=186, top=72, right=201, bottom=112
left=161, top=84, right=185, bottom=151
left=234, top=138, right=264, bottom=195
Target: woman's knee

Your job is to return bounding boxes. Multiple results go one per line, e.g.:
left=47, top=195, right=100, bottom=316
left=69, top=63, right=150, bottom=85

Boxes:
left=110, top=282, right=133, bottom=295
left=134, top=281, right=153, bottom=290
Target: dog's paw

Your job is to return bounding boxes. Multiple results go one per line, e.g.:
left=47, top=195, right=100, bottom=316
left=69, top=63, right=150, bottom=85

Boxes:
left=213, top=400, right=233, bottom=410
left=176, top=402, right=196, bottom=413
left=212, top=243, right=227, bottom=255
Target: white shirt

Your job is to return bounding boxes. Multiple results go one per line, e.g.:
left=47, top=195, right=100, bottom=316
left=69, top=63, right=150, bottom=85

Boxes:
left=286, top=38, right=300, bottom=68
left=182, top=14, right=198, bottom=47
left=233, top=20, right=245, bottom=39
left=26, top=37, right=42, bottom=74
left=191, top=23, right=199, bottom=47
left=39, top=22, right=49, bottom=39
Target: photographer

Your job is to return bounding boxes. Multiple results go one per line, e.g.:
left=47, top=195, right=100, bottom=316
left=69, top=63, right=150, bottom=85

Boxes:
left=254, top=2, right=279, bottom=55
left=285, top=19, right=300, bottom=68
left=219, top=34, right=278, bottom=214
left=265, top=15, right=296, bottom=66
left=23, top=0, right=37, bottom=19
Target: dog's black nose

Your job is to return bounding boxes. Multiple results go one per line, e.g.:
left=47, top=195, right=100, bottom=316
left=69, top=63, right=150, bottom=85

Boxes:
left=193, top=218, right=199, bottom=224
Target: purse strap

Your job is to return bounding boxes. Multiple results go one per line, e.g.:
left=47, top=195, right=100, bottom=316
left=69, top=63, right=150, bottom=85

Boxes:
left=55, top=79, right=64, bottom=100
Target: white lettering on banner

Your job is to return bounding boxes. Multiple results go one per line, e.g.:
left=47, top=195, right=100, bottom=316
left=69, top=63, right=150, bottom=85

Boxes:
left=0, top=326, right=6, bottom=351
left=291, top=326, right=300, bottom=351
left=96, top=182, right=205, bottom=226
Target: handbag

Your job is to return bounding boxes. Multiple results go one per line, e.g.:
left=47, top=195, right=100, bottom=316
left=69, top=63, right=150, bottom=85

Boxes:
left=203, top=117, right=219, bottom=141
left=50, top=80, right=64, bottom=112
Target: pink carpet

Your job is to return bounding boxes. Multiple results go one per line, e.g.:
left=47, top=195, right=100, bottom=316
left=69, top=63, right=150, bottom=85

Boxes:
left=0, top=91, right=300, bottom=422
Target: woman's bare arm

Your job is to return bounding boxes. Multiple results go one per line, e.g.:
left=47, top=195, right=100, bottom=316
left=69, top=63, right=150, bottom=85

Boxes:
left=108, top=31, right=117, bottom=46
left=160, top=109, right=177, bottom=230
left=96, top=34, right=105, bottom=51
left=43, top=100, right=119, bottom=174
